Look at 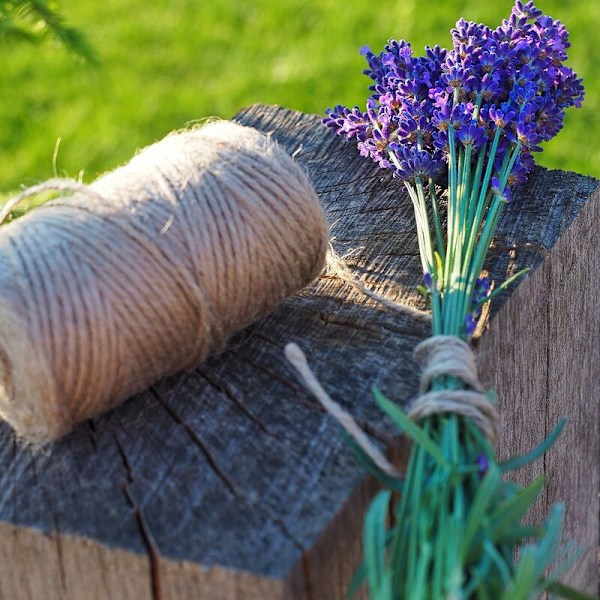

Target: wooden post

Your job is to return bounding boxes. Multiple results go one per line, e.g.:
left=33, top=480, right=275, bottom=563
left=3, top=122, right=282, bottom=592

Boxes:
left=0, top=104, right=597, bottom=599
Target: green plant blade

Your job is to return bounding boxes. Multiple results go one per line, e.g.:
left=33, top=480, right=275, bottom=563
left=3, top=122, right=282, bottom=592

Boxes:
left=489, top=476, right=546, bottom=540
left=545, top=581, right=599, bottom=600
left=459, top=465, right=500, bottom=558
left=476, top=267, right=531, bottom=307
left=499, top=418, right=566, bottom=473
left=372, top=387, right=451, bottom=470
left=364, top=490, right=392, bottom=599
left=341, top=431, right=404, bottom=493
left=346, top=560, right=368, bottom=599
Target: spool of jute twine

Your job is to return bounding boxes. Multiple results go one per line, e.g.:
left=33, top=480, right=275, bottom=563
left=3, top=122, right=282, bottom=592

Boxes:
left=0, top=121, right=329, bottom=445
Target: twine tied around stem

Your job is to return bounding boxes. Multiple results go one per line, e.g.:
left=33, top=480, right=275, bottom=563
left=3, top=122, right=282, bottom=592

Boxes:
left=409, top=335, right=499, bottom=445
left=286, top=258, right=499, bottom=478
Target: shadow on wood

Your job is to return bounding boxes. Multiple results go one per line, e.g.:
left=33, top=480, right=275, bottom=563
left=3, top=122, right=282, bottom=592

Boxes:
left=0, top=104, right=597, bottom=599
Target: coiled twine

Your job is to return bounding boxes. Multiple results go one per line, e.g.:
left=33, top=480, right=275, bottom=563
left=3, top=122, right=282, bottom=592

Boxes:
left=0, top=122, right=329, bottom=444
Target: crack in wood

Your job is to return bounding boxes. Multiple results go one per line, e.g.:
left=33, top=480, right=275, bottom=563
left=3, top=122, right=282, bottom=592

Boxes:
left=87, top=420, right=98, bottom=453
left=52, top=513, right=67, bottom=596
left=543, top=288, right=551, bottom=518
left=123, top=486, right=163, bottom=600
left=148, top=387, right=239, bottom=498
left=318, top=313, right=383, bottom=335
left=330, top=236, right=421, bottom=248
left=316, top=174, right=383, bottom=192
left=114, top=435, right=134, bottom=485
left=295, top=294, right=429, bottom=336
left=246, top=330, right=285, bottom=350
left=149, top=386, right=308, bottom=554
left=113, top=435, right=162, bottom=600
left=195, top=367, right=285, bottom=443
left=231, top=326, right=399, bottom=450
left=229, top=348, right=305, bottom=395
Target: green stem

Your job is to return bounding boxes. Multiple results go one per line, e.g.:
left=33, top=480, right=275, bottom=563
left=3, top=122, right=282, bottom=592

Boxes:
left=468, top=142, right=522, bottom=296
left=442, top=127, right=459, bottom=333
left=404, top=181, right=431, bottom=275
left=465, top=143, right=487, bottom=240
left=415, top=177, right=435, bottom=272
left=450, top=144, right=473, bottom=336
left=455, top=130, right=502, bottom=336
left=429, top=179, right=445, bottom=264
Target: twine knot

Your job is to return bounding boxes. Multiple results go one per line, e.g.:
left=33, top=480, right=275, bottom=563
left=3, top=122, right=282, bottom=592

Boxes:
left=408, top=335, right=499, bottom=445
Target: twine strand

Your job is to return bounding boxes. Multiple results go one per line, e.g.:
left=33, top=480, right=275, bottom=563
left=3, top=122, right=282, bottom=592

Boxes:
left=285, top=343, right=399, bottom=478
left=294, top=249, right=499, bottom=451
left=326, top=245, right=430, bottom=320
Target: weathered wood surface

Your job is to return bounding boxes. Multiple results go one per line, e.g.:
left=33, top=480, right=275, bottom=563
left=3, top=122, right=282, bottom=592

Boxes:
left=0, top=104, right=597, bottom=599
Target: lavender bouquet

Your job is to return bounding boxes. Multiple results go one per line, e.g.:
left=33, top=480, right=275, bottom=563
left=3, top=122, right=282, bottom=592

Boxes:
left=291, top=2, right=594, bottom=599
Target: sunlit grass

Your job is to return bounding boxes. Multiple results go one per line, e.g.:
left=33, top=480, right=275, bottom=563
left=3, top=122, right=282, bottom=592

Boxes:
left=0, top=0, right=597, bottom=198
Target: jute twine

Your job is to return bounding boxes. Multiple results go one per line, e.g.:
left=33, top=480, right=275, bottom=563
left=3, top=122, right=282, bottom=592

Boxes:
left=0, top=121, right=329, bottom=444
left=409, top=335, right=499, bottom=445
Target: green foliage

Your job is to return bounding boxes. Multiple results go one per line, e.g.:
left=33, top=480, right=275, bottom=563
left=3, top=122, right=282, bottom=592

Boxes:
left=0, top=0, right=597, bottom=198
left=0, top=1, right=95, bottom=61
left=348, top=391, right=595, bottom=600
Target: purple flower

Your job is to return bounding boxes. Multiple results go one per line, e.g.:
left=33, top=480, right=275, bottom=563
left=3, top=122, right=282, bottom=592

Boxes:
left=358, top=126, right=395, bottom=169
left=516, top=119, right=542, bottom=151
left=323, top=105, right=371, bottom=142
left=478, top=51, right=502, bottom=75
left=432, top=104, right=453, bottom=132
left=509, top=81, right=539, bottom=108
left=423, top=272, right=434, bottom=291
left=513, top=1, right=542, bottom=20
left=555, top=67, right=585, bottom=109
left=491, top=175, right=501, bottom=191
left=391, top=146, right=443, bottom=182
left=324, top=0, right=583, bottom=188
left=450, top=102, right=475, bottom=129
left=465, top=277, right=492, bottom=336
left=451, top=18, right=490, bottom=48
left=441, top=63, right=476, bottom=94
left=491, top=176, right=513, bottom=202
left=457, top=122, right=487, bottom=148
left=477, top=72, right=502, bottom=101
left=476, top=453, right=490, bottom=478
left=473, top=277, right=491, bottom=304
left=465, top=313, right=478, bottom=336
left=433, top=129, right=450, bottom=155
left=488, top=106, right=517, bottom=129
left=506, top=152, right=535, bottom=186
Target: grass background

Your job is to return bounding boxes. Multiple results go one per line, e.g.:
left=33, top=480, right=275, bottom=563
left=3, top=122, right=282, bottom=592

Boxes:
left=0, top=0, right=598, bottom=197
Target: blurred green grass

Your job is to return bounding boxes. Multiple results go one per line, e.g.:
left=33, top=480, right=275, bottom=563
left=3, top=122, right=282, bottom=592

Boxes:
left=0, top=0, right=598, bottom=196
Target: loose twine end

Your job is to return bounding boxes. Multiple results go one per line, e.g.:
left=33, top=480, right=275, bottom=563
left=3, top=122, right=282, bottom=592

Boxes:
left=285, top=343, right=400, bottom=478
left=326, top=244, right=430, bottom=320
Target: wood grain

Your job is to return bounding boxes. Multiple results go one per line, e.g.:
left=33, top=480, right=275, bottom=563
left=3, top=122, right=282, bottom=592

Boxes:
left=479, top=184, right=600, bottom=595
left=0, top=104, right=597, bottom=599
